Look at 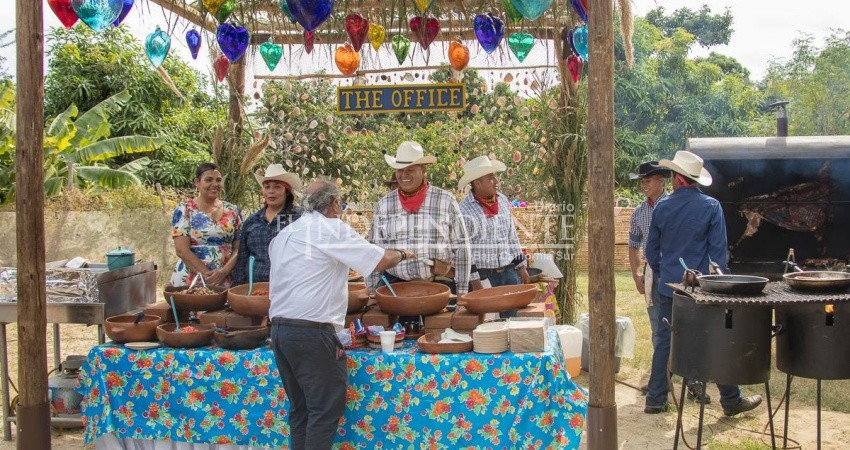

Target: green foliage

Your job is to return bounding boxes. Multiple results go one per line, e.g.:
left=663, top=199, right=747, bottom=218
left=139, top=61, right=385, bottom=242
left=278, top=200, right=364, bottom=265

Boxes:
left=0, top=88, right=164, bottom=203
left=645, top=4, right=733, bottom=48
left=761, top=30, right=850, bottom=136
left=44, top=26, right=224, bottom=189
left=0, top=30, right=12, bottom=82
left=613, top=17, right=763, bottom=185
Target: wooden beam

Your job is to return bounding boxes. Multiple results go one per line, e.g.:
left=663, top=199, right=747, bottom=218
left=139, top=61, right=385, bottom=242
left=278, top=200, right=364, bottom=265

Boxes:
left=147, top=0, right=218, bottom=34
left=15, top=0, right=50, bottom=447
left=585, top=0, right=618, bottom=446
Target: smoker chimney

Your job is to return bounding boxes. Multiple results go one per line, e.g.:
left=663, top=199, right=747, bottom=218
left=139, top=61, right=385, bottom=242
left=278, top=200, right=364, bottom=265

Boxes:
left=767, top=100, right=790, bottom=137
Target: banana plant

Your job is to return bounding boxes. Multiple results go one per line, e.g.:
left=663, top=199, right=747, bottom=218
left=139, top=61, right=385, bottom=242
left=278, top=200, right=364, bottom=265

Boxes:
left=0, top=88, right=164, bottom=203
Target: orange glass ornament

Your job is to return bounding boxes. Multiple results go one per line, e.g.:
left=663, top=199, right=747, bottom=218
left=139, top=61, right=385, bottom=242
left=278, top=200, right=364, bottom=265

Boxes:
left=448, top=40, right=470, bottom=71
left=335, top=44, right=361, bottom=76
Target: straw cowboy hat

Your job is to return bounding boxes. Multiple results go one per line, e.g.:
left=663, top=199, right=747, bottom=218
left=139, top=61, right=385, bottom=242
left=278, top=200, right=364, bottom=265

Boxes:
left=458, top=155, right=507, bottom=190
left=253, top=164, right=302, bottom=193
left=384, top=141, right=437, bottom=169
left=659, top=151, right=713, bottom=186
left=628, top=160, right=671, bottom=180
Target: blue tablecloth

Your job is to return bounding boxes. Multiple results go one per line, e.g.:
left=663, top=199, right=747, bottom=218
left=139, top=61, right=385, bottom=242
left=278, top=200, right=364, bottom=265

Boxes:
left=79, top=332, right=587, bottom=449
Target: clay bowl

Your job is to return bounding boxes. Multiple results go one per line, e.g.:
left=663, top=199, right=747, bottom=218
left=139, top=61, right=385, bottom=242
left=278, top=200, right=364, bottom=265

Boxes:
left=375, top=281, right=451, bottom=316
left=348, top=282, right=369, bottom=313
left=417, top=332, right=473, bottom=354
left=164, top=285, right=227, bottom=312
left=228, top=282, right=271, bottom=317
left=156, top=323, right=214, bottom=348
left=348, top=270, right=363, bottom=282
left=213, top=325, right=270, bottom=350
left=104, top=314, right=162, bottom=344
left=461, top=284, right=538, bottom=314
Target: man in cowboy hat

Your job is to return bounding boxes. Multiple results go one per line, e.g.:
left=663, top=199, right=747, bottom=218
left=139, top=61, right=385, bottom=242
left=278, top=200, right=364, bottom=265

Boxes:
left=643, top=151, right=762, bottom=416
left=232, top=164, right=302, bottom=286
left=367, top=141, right=472, bottom=306
left=627, top=161, right=671, bottom=395
left=458, top=155, right=529, bottom=318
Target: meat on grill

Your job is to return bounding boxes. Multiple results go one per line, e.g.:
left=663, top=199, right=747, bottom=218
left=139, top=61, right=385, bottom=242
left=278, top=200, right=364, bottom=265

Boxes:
left=733, top=162, right=834, bottom=253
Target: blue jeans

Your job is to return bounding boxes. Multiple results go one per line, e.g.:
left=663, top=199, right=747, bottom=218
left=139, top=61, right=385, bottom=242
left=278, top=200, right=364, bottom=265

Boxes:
left=646, top=294, right=743, bottom=408
left=481, top=269, right=522, bottom=318
left=647, top=271, right=661, bottom=350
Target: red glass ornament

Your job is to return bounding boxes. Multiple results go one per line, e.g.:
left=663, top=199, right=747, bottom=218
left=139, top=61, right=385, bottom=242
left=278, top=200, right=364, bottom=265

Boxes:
left=213, top=54, right=229, bottom=83
left=344, top=14, right=368, bottom=52
left=567, top=54, right=583, bottom=83
left=304, top=31, right=314, bottom=54
left=409, top=16, right=440, bottom=51
left=48, top=0, right=79, bottom=29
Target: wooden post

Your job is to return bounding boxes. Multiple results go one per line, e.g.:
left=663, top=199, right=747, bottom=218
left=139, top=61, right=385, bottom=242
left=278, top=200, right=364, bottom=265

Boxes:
left=586, top=0, right=618, bottom=447
left=15, top=0, right=50, bottom=448
left=227, top=57, right=246, bottom=138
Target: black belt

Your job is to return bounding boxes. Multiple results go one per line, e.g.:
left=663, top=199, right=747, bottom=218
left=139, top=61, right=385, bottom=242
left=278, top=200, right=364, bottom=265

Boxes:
left=478, top=264, right=519, bottom=278
left=271, top=317, right=335, bottom=332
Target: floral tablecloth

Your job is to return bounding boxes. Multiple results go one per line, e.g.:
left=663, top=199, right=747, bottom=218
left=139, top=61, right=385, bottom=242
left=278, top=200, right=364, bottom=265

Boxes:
left=79, top=333, right=587, bottom=449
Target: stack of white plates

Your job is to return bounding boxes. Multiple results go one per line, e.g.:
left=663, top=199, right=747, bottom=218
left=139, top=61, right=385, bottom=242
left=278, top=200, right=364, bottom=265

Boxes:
left=473, top=321, right=509, bottom=353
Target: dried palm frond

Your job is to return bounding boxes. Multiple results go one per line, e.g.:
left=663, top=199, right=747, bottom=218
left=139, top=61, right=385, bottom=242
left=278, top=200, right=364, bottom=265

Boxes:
left=156, top=67, right=186, bottom=101
left=212, top=126, right=223, bottom=163
left=618, top=0, right=635, bottom=68
left=239, top=135, right=271, bottom=175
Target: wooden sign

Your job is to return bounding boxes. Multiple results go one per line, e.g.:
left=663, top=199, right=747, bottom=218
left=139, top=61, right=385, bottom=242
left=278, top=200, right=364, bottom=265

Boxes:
left=337, top=83, right=466, bottom=114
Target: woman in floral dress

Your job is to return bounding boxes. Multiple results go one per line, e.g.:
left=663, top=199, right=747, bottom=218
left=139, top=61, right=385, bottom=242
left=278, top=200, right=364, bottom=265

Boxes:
left=171, top=163, right=243, bottom=287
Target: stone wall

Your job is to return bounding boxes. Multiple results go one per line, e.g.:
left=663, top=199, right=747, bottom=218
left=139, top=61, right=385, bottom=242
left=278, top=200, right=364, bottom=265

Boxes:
left=0, top=207, right=635, bottom=283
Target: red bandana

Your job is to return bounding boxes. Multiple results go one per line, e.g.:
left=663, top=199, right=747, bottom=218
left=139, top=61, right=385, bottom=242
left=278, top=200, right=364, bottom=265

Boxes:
left=398, top=182, right=429, bottom=213
left=474, top=194, right=499, bottom=218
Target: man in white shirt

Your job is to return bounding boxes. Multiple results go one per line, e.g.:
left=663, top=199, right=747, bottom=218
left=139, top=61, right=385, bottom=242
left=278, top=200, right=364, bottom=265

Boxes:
left=268, top=178, right=413, bottom=450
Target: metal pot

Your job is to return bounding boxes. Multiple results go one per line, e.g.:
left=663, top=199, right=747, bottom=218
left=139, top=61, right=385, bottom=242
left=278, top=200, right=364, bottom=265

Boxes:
left=783, top=271, right=850, bottom=293
left=697, top=274, right=769, bottom=295
left=775, top=302, right=850, bottom=380
left=105, top=247, right=135, bottom=271
left=671, top=292, right=774, bottom=385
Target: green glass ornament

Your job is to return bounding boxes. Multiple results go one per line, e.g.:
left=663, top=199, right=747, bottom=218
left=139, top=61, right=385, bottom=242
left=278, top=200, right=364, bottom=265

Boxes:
left=259, top=41, right=283, bottom=71
left=508, top=32, right=534, bottom=62
left=392, top=35, right=411, bottom=65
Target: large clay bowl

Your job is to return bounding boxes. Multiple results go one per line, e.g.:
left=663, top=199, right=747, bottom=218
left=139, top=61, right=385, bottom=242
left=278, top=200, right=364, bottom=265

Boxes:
left=228, top=282, right=271, bottom=317
left=104, top=314, right=162, bottom=344
left=417, top=332, right=473, bottom=354
left=156, top=323, right=214, bottom=348
left=213, top=325, right=270, bottom=350
left=461, top=284, right=538, bottom=314
left=375, top=281, right=451, bottom=316
left=164, top=285, right=227, bottom=312
left=348, top=282, right=369, bottom=313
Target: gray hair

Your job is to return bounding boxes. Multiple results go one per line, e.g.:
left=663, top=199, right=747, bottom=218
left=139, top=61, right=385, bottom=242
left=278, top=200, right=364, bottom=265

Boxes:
left=301, top=177, right=340, bottom=213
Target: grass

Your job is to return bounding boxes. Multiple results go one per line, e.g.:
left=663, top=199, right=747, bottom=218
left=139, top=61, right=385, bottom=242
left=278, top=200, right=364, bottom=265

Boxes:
left=573, top=271, right=850, bottom=414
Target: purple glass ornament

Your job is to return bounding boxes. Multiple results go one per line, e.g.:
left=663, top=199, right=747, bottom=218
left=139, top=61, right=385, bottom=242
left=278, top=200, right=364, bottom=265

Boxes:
left=473, top=13, right=504, bottom=54
left=570, top=0, right=587, bottom=23
left=285, top=0, right=335, bottom=32
left=567, top=27, right=579, bottom=56
left=112, top=0, right=133, bottom=26
left=216, top=23, right=250, bottom=62
left=186, top=29, right=201, bottom=60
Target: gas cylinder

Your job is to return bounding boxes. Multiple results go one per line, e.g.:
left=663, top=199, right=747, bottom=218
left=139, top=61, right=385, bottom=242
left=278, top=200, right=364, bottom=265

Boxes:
left=48, top=355, right=86, bottom=415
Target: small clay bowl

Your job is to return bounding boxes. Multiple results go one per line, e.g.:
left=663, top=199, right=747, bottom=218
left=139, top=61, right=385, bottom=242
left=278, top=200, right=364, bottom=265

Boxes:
left=375, top=281, right=451, bottom=316
left=164, top=285, right=228, bottom=312
left=228, top=282, right=271, bottom=317
left=461, top=284, right=538, bottom=314
left=104, top=314, right=162, bottom=344
left=213, top=325, right=270, bottom=350
left=527, top=268, right=543, bottom=283
left=417, top=332, right=473, bottom=354
left=156, top=323, right=214, bottom=348
left=348, top=282, right=369, bottom=313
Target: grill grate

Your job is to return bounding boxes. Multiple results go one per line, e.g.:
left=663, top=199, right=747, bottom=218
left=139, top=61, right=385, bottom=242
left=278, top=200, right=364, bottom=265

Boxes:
left=667, top=282, right=850, bottom=305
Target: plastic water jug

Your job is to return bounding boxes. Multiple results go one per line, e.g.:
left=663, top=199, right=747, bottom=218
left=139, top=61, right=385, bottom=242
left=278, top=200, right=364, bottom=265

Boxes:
left=554, top=325, right=582, bottom=378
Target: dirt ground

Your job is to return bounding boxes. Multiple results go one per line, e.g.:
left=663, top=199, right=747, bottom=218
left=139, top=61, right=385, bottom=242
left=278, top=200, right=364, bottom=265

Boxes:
left=0, top=325, right=849, bottom=449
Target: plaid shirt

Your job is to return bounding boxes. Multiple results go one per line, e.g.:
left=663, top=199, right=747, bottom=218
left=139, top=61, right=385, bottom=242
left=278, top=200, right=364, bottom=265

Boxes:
left=628, top=192, right=668, bottom=253
left=367, top=185, right=472, bottom=295
left=458, top=192, right=526, bottom=281
left=232, top=206, right=301, bottom=286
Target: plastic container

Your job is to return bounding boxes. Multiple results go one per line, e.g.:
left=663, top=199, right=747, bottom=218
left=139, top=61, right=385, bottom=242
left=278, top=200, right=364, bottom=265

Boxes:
left=578, top=313, right=636, bottom=373
left=554, top=325, right=583, bottom=378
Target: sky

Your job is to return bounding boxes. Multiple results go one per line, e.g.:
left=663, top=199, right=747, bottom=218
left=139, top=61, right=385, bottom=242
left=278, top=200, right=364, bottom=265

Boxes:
left=1, top=0, right=848, bottom=84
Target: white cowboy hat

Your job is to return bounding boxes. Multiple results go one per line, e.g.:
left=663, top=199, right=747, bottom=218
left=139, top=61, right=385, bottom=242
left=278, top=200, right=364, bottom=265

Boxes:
left=658, top=151, right=713, bottom=186
left=384, top=141, right=437, bottom=169
left=253, top=164, right=302, bottom=193
left=458, top=155, right=507, bottom=190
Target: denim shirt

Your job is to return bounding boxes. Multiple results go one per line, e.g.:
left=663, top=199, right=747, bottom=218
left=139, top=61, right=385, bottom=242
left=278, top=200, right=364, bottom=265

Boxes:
left=645, top=186, right=729, bottom=297
left=231, top=206, right=301, bottom=286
